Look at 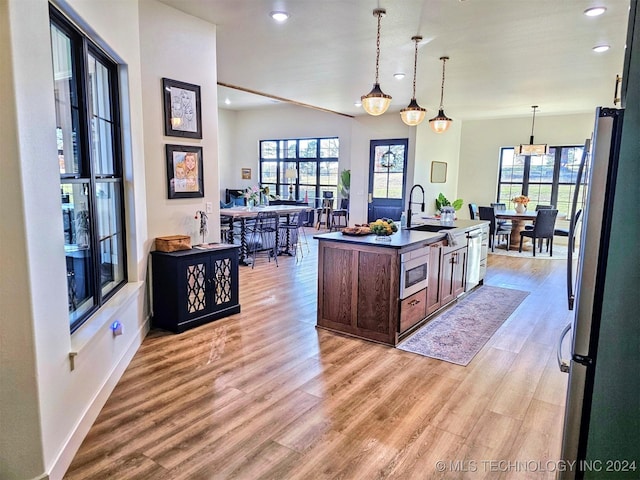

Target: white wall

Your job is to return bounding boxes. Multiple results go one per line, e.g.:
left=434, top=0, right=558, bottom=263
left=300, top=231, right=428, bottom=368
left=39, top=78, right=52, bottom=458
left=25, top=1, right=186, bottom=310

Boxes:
left=457, top=112, right=594, bottom=218
left=218, top=104, right=430, bottom=225
left=0, top=1, right=219, bottom=478
left=140, top=0, right=219, bottom=246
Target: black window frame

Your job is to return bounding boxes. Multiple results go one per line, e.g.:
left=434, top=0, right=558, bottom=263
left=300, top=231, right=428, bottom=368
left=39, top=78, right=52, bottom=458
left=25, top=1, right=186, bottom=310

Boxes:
left=497, top=145, right=588, bottom=216
left=259, top=137, right=339, bottom=205
left=50, top=6, right=127, bottom=333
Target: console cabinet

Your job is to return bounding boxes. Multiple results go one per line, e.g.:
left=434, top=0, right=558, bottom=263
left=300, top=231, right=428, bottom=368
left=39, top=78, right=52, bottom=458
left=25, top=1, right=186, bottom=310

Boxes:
left=151, top=245, right=241, bottom=333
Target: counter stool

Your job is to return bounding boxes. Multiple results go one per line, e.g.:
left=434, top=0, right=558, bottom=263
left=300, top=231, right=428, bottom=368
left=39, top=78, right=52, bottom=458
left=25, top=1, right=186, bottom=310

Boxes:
left=330, top=209, right=348, bottom=231
left=316, top=198, right=333, bottom=229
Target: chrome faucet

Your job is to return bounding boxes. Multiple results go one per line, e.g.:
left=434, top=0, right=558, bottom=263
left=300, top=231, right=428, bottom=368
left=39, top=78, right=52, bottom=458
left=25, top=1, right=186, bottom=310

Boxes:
left=407, top=184, right=425, bottom=228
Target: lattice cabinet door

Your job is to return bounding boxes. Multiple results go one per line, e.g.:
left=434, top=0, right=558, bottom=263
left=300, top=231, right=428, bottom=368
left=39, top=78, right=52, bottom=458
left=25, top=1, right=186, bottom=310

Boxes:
left=151, top=245, right=240, bottom=333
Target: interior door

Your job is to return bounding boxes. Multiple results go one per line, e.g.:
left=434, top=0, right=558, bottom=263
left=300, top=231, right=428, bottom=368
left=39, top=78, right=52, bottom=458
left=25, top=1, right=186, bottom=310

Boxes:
left=367, top=139, right=408, bottom=222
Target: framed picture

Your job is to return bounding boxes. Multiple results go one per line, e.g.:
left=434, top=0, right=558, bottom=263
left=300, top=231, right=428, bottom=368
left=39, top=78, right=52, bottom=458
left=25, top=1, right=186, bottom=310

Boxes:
left=162, top=78, right=202, bottom=139
left=431, top=161, right=447, bottom=183
left=166, top=144, right=204, bottom=198
left=241, top=168, right=252, bottom=180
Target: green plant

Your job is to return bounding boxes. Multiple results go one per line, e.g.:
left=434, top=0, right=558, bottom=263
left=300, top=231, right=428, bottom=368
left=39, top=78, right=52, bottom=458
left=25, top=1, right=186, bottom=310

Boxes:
left=435, top=193, right=463, bottom=212
left=339, top=169, right=351, bottom=198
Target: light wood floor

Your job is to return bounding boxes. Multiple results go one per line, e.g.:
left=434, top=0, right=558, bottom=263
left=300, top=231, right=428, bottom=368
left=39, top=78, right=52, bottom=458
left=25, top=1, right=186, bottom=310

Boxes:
left=64, top=231, right=573, bottom=479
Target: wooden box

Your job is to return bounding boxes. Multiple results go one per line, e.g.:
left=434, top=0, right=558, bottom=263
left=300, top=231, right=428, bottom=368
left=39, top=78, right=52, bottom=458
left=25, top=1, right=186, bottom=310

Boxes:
left=155, top=235, right=191, bottom=252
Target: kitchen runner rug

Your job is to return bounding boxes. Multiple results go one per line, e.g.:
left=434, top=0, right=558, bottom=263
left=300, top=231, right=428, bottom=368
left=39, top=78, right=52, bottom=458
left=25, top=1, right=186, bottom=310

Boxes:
left=397, top=286, right=529, bottom=366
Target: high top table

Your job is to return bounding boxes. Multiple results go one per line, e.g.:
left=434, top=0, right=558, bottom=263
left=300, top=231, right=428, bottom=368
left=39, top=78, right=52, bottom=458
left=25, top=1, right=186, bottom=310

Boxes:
left=220, top=205, right=311, bottom=264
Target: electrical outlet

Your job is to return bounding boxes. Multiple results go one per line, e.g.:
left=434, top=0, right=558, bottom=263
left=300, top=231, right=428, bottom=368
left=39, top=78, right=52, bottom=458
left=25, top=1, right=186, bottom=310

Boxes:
left=206, top=202, right=213, bottom=213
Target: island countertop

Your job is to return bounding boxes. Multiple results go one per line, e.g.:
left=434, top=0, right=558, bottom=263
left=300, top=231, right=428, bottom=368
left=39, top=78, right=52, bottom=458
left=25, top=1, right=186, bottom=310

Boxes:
left=314, top=219, right=488, bottom=249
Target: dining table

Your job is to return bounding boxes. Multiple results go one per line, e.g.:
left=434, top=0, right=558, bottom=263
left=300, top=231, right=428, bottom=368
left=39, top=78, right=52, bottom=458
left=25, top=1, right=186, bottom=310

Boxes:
left=495, top=209, right=566, bottom=250
left=220, top=204, right=312, bottom=265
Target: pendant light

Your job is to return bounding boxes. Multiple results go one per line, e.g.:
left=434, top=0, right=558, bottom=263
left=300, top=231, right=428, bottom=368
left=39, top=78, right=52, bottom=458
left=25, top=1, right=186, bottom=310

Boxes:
left=361, top=8, right=392, bottom=116
left=400, top=36, right=426, bottom=126
left=514, top=105, right=549, bottom=156
left=429, top=56, right=453, bottom=133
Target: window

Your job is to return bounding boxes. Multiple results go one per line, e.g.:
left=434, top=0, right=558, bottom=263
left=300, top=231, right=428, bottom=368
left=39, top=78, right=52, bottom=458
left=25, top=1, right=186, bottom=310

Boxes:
left=497, top=145, right=588, bottom=216
left=50, top=8, right=127, bottom=333
left=259, top=137, right=339, bottom=204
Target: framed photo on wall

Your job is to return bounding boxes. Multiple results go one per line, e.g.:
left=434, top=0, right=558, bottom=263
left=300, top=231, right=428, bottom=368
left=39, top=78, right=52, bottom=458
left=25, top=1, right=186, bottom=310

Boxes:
left=241, top=168, right=252, bottom=180
left=166, top=144, right=204, bottom=198
left=162, top=78, right=202, bottom=139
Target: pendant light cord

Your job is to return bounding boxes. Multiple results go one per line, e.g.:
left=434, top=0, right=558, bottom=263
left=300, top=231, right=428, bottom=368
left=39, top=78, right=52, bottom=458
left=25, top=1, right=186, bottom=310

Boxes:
left=411, top=38, right=418, bottom=98
left=439, top=57, right=447, bottom=108
left=374, top=11, right=382, bottom=84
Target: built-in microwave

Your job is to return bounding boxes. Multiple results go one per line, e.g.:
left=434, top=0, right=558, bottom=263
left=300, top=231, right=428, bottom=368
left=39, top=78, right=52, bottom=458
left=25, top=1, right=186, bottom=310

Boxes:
left=400, top=248, right=429, bottom=299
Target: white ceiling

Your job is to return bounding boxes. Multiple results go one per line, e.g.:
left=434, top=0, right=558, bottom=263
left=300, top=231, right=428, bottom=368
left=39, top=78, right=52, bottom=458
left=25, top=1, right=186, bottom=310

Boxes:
left=158, top=0, right=629, bottom=120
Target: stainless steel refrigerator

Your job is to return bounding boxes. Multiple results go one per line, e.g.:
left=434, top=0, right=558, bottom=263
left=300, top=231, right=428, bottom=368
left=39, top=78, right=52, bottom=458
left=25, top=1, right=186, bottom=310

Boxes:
left=558, top=3, right=640, bottom=477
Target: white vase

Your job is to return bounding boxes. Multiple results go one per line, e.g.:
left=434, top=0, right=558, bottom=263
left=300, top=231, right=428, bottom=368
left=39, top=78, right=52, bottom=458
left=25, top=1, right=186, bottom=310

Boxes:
left=514, top=202, right=526, bottom=213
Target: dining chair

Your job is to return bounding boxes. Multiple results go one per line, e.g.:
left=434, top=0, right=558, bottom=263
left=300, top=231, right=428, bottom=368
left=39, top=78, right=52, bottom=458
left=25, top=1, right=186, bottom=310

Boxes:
left=524, top=204, right=555, bottom=230
left=519, top=209, right=558, bottom=256
left=468, top=203, right=479, bottom=220
left=479, top=206, right=511, bottom=251
left=554, top=209, right=582, bottom=252
left=490, top=202, right=512, bottom=228
left=247, top=211, right=279, bottom=268
left=279, top=210, right=309, bottom=260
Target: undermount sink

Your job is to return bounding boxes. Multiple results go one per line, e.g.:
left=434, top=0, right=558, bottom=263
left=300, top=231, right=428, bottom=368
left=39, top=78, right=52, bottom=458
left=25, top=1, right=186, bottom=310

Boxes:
left=409, top=223, right=457, bottom=232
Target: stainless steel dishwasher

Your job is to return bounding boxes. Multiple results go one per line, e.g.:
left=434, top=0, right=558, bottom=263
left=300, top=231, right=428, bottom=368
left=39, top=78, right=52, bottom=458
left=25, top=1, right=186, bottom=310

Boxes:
left=466, top=227, right=483, bottom=291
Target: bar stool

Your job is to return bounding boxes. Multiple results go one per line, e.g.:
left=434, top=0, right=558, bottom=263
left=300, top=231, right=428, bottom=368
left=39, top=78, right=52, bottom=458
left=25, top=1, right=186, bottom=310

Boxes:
left=330, top=210, right=348, bottom=231
left=316, top=198, right=333, bottom=229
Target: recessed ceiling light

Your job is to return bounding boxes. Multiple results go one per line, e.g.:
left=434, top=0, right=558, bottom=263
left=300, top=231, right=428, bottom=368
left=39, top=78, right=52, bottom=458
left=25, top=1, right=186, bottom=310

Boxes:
left=584, top=6, right=606, bottom=17
left=270, top=11, right=289, bottom=22
left=593, top=44, right=610, bottom=53
left=394, top=73, right=406, bottom=80
left=354, top=101, right=362, bottom=107
left=224, top=98, right=231, bottom=105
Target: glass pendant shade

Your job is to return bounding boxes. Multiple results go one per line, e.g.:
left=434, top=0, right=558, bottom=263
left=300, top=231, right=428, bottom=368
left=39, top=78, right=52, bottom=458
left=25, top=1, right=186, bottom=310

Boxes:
left=362, top=83, right=392, bottom=116
left=400, top=98, right=426, bottom=126
left=429, top=109, right=452, bottom=133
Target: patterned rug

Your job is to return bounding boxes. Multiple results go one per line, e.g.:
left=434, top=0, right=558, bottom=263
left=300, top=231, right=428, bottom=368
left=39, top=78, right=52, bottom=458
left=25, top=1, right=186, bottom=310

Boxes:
left=397, top=286, right=529, bottom=366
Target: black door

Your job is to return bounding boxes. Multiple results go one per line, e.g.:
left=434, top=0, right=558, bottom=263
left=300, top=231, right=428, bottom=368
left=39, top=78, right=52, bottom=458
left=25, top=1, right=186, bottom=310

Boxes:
left=367, top=139, right=408, bottom=222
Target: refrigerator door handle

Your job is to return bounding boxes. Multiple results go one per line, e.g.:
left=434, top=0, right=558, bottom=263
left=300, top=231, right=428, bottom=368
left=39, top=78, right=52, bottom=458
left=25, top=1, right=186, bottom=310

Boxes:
left=557, top=322, right=572, bottom=373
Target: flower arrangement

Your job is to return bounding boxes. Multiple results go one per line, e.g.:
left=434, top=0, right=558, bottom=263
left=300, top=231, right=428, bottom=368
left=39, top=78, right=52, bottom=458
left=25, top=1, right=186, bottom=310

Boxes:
left=244, top=185, right=275, bottom=205
left=369, top=218, right=398, bottom=236
left=511, top=195, right=530, bottom=205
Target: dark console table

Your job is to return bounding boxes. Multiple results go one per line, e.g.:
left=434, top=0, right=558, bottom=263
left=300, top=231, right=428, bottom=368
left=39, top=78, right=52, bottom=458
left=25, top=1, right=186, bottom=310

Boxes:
left=150, top=245, right=240, bottom=333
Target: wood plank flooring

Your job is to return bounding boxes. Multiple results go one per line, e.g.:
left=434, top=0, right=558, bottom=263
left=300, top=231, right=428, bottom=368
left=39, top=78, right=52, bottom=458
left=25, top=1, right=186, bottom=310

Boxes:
left=64, top=231, right=573, bottom=479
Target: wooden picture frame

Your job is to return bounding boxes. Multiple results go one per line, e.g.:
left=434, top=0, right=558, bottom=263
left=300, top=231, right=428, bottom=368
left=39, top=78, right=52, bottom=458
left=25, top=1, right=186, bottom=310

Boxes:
left=162, top=78, right=202, bottom=139
left=166, top=144, right=204, bottom=198
left=431, top=161, right=447, bottom=183
left=241, top=168, right=252, bottom=180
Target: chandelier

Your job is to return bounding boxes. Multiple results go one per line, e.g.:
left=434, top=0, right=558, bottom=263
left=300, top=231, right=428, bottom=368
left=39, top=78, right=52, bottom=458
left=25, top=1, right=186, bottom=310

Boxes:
left=514, top=106, right=549, bottom=156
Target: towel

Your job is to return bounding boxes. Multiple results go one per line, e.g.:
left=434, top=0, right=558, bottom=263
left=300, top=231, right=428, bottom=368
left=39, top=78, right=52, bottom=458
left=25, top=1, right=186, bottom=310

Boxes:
left=445, top=231, right=458, bottom=247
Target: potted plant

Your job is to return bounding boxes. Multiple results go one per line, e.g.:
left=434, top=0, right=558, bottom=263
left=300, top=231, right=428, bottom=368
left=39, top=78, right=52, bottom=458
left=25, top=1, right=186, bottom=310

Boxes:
left=435, top=193, right=463, bottom=213
left=339, top=169, right=350, bottom=210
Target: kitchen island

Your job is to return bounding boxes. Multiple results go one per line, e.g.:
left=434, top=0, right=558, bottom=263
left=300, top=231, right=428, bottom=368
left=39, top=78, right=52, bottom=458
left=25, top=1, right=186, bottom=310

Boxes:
left=314, top=220, right=488, bottom=346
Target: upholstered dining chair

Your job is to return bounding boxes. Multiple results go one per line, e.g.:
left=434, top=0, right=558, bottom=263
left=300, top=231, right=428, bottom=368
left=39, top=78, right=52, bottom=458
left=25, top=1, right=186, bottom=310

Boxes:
left=490, top=202, right=512, bottom=228
left=519, top=209, right=558, bottom=256
left=479, top=206, right=512, bottom=251
left=468, top=203, right=479, bottom=220
left=554, top=209, right=582, bottom=252
left=524, top=204, right=555, bottom=230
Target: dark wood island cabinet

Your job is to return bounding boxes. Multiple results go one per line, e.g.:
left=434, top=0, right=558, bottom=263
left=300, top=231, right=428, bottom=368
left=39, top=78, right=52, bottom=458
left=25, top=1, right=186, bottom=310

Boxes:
left=151, top=245, right=240, bottom=333
left=316, top=221, right=487, bottom=346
